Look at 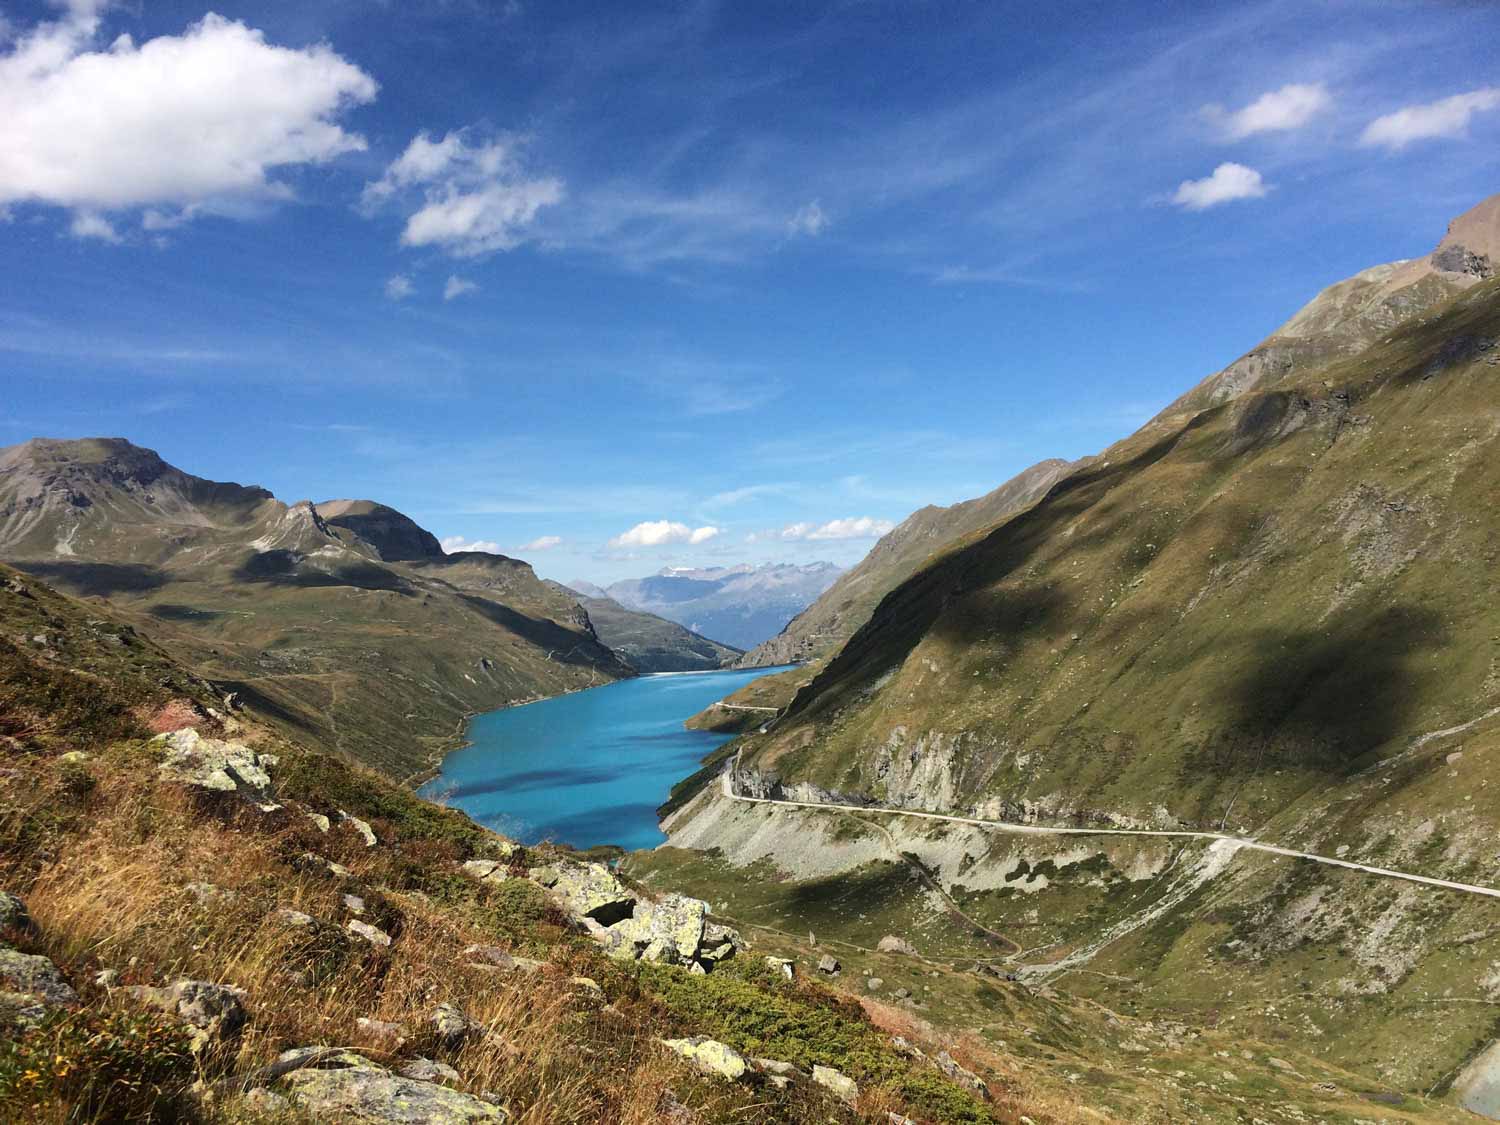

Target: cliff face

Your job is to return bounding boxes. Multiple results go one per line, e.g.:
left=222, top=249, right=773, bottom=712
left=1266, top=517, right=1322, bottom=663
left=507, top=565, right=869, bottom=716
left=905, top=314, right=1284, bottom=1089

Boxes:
left=0, top=438, right=631, bottom=776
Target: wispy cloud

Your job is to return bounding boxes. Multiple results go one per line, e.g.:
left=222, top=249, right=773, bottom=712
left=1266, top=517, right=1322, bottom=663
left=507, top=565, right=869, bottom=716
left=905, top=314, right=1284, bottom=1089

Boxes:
left=518, top=534, right=562, bottom=551
left=1360, top=87, right=1500, bottom=151
left=1203, top=83, right=1331, bottom=140
left=443, top=275, right=479, bottom=300
left=384, top=274, right=415, bottom=300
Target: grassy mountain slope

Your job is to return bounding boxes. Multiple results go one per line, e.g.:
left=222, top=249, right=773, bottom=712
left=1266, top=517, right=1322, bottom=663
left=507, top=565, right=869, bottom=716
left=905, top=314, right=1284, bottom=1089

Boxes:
left=0, top=439, right=630, bottom=777
left=549, top=584, right=742, bottom=672
left=658, top=195, right=1500, bottom=1113
left=738, top=460, right=1075, bottom=669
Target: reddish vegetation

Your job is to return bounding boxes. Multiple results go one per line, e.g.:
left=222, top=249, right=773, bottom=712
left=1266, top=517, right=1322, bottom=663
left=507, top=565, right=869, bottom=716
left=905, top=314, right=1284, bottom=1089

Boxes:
left=145, top=699, right=206, bottom=734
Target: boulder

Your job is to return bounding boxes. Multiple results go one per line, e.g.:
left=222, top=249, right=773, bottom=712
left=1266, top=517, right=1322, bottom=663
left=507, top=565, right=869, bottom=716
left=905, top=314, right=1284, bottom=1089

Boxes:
left=866, top=977, right=885, bottom=992
left=935, top=1051, right=989, bottom=1099
left=431, top=1002, right=477, bottom=1046
left=339, top=811, right=378, bottom=847
left=877, top=935, right=918, bottom=957
left=126, top=979, right=247, bottom=1052
left=0, top=947, right=78, bottom=1025
left=306, top=812, right=332, bottom=833
left=660, top=1037, right=748, bottom=1080
left=279, top=1050, right=506, bottom=1122
left=544, top=862, right=636, bottom=926
left=462, top=860, right=508, bottom=883
left=812, top=1064, right=858, bottom=1104
left=766, top=956, right=795, bottom=980
left=610, top=893, right=706, bottom=963
left=155, top=728, right=279, bottom=809
left=817, top=955, right=840, bottom=976
left=342, top=894, right=367, bottom=916
left=0, top=891, right=33, bottom=932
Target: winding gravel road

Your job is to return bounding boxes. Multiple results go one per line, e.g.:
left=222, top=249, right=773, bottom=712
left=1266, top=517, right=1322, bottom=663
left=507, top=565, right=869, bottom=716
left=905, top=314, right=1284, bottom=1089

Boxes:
left=719, top=765, right=1500, bottom=901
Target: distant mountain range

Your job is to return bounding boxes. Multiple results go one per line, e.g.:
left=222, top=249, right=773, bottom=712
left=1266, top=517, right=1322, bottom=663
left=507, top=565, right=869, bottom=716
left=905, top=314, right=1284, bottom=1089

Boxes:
left=591, top=562, right=843, bottom=651
left=0, top=437, right=638, bottom=775
left=547, top=582, right=741, bottom=673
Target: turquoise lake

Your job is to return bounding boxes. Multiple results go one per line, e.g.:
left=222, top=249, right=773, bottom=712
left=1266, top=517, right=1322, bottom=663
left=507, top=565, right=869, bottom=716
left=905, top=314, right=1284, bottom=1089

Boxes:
left=419, top=666, right=792, bottom=851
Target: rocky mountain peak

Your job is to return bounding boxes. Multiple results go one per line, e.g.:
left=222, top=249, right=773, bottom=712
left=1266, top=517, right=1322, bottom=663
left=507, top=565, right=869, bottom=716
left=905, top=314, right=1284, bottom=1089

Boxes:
left=316, top=499, right=444, bottom=562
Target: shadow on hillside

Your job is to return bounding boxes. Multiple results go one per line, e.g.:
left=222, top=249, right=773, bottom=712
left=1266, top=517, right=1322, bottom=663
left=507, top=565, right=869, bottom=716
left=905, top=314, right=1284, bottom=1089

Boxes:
left=458, top=594, right=612, bottom=668
left=15, top=560, right=167, bottom=597
left=1222, top=604, right=1448, bottom=772
left=787, top=412, right=1214, bottom=720
left=233, top=550, right=411, bottom=594
left=148, top=603, right=224, bottom=622
left=215, top=679, right=318, bottom=733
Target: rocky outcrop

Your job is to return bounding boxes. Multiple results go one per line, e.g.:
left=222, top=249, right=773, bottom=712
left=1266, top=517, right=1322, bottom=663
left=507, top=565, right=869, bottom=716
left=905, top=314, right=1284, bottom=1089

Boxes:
left=531, top=860, right=737, bottom=971
left=277, top=1049, right=506, bottom=1122
left=0, top=947, right=79, bottom=1026
left=877, top=935, right=918, bottom=956
left=155, top=728, right=279, bottom=810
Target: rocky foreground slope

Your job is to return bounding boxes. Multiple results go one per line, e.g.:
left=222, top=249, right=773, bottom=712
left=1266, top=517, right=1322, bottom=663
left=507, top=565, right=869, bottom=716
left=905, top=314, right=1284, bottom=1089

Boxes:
left=657, top=193, right=1500, bottom=1117
left=0, top=563, right=1023, bottom=1123
left=0, top=438, right=632, bottom=776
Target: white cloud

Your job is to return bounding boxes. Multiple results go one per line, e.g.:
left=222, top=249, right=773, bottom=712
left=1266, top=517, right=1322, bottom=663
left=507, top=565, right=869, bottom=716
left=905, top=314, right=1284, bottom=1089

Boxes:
left=787, top=200, right=827, bottom=236
left=518, top=535, right=562, bottom=551
left=384, top=274, right=414, bottom=301
left=441, top=535, right=502, bottom=554
left=777, top=516, right=894, bottom=541
left=68, top=210, right=118, bottom=242
left=362, top=129, right=563, bottom=258
left=1360, top=88, right=1500, bottom=151
left=1206, top=83, right=1331, bottom=140
left=0, top=9, right=376, bottom=227
left=1171, top=162, right=1268, bottom=210
left=443, top=275, right=478, bottom=300
left=607, top=520, right=719, bottom=549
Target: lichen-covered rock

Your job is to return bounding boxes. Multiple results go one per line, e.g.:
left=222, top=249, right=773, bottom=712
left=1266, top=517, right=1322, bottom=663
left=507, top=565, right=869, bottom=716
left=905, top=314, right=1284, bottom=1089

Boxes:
left=462, top=859, right=508, bottom=883
left=306, top=812, right=332, bottom=833
left=545, top=862, right=636, bottom=925
left=812, top=1064, right=858, bottom=1104
left=604, top=893, right=707, bottom=964
left=877, top=935, right=918, bottom=956
left=935, top=1050, right=989, bottom=1099
left=155, top=728, right=279, bottom=808
left=340, top=811, right=378, bottom=848
left=126, top=978, right=247, bottom=1052
left=0, top=947, right=78, bottom=1019
left=816, top=954, right=840, bottom=976
left=660, top=1036, right=748, bottom=1080
left=279, top=1050, right=506, bottom=1122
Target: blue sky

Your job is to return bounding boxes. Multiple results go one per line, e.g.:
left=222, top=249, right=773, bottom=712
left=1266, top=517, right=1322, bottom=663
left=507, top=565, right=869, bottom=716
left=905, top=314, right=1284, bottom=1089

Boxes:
left=3, top=0, right=1498, bottom=583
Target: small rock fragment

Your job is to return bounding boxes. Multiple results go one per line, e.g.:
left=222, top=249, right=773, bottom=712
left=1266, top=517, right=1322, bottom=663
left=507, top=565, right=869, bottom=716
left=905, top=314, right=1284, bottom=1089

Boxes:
left=812, top=1064, right=858, bottom=1104
left=347, top=920, right=391, bottom=948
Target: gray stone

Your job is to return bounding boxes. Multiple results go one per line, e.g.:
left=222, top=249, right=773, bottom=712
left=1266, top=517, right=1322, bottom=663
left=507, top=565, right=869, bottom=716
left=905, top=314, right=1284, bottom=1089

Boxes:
left=280, top=1051, right=506, bottom=1122
left=1458, top=1039, right=1500, bottom=1119
left=293, top=853, right=352, bottom=880
left=126, top=979, right=247, bottom=1052
left=0, top=891, right=32, bottom=932
left=461, top=945, right=544, bottom=974
left=355, top=1017, right=407, bottom=1047
left=755, top=1058, right=802, bottom=1078
left=342, top=894, right=367, bottom=916
left=306, top=812, right=332, bottom=833
left=347, top=920, right=391, bottom=948
left=0, top=947, right=78, bottom=1011
left=816, top=954, right=840, bottom=976
left=877, top=935, right=918, bottom=957
left=765, top=956, right=795, bottom=981
left=462, top=859, right=507, bottom=882
left=431, top=1002, right=476, bottom=1045
left=866, top=977, right=885, bottom=992
left=275, top=908, right=317, bottom=929
left=812, top=1064, right=858, bottom=1104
